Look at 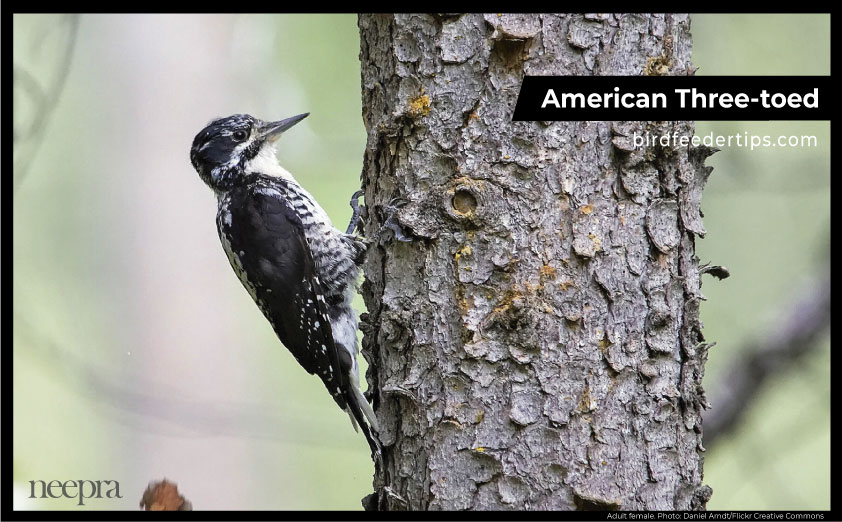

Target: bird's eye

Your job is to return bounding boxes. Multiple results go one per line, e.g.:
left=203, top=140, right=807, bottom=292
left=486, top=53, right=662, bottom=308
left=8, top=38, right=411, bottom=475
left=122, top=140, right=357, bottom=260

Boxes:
left=233, top=130, right=248, bottom=142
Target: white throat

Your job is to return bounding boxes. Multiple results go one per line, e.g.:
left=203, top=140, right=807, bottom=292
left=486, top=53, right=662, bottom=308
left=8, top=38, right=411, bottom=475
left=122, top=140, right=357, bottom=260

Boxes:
left=243, top=143, right=295, bottom=181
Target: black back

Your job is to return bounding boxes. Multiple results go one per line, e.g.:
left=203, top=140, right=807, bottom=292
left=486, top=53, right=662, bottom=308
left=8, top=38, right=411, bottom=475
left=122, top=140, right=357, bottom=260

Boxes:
left=217, top=182, right=349, bottom=409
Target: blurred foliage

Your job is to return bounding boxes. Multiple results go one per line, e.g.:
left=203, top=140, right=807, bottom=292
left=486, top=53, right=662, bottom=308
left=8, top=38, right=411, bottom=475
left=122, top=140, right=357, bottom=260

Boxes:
left=12, top=13, right=829, bottom=511
left=692, top=13, right=829, bottom=510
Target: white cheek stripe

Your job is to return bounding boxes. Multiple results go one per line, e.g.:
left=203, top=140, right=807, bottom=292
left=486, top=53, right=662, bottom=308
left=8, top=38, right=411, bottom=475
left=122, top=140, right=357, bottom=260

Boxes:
left=224, top=141, right=251, bottom=169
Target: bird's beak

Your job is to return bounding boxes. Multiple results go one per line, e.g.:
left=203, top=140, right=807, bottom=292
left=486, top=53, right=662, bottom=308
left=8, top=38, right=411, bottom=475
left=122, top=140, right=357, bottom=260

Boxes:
left=258, top=113, right=309, bottom=142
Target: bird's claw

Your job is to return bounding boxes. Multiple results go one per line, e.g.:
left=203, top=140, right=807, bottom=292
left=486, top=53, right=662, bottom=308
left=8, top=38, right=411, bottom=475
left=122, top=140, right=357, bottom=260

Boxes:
left=351, top=194, right=413, bottom=244
left=384, top=197, right=408, bottom=212
left=346, top=190, right=365, bottom=235
left=382, top=217, right=413, bottom=242
left=380, top=198, right=412, bottom=242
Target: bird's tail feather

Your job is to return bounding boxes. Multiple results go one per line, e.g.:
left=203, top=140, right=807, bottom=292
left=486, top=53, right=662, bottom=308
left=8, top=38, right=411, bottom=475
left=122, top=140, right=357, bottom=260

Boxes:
left=347, top=410, right=360, bottom=433
left=351, top=385, right=380, bottom=432
left=345, top=367, right=381, bottom=462
left=346, top=388, right=381, bottom=464
left=346, top=368, right=380, bottom=433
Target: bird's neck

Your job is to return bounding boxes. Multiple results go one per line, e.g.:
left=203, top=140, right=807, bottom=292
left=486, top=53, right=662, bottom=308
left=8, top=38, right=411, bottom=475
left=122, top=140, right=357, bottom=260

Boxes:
left=212, top=146, right=302, bottom=199
left=243, top=145, right=296, bottom=182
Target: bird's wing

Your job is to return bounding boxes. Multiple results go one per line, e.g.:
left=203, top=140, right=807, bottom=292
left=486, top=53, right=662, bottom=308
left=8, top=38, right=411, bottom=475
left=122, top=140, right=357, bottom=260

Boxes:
left=217, top=184, right=349, bottom=408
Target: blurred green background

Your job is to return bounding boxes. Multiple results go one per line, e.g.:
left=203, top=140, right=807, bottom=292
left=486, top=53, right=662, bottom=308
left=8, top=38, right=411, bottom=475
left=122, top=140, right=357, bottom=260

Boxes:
left=12, top=14, right=829, bottom=510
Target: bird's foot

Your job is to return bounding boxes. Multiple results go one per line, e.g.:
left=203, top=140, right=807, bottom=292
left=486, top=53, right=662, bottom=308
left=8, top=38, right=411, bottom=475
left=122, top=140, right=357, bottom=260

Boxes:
left=346, top=189, right=365, bottom=235
left=352, top=195, right=413, bottom=244
left=377, top=197, right=412, bottom=243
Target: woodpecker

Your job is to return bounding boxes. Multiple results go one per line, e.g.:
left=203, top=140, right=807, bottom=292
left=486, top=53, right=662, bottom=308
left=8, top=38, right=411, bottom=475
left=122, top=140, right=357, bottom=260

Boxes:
left=189, top=113, right=381, bottom=459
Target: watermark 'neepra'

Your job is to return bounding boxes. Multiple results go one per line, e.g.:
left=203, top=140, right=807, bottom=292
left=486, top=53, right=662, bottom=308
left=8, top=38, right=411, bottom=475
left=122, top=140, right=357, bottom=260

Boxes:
left=633, top=131, right=818, bottom=151
left=28, top=479, right=122, bottom=506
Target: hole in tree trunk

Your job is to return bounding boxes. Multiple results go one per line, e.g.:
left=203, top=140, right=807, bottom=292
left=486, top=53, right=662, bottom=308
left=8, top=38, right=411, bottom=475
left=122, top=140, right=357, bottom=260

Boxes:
left=452, top=188, right=478, bottom=215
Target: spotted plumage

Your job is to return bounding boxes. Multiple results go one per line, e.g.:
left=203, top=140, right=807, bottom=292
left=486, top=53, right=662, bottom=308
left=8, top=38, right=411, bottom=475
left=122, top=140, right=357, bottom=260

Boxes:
left=190, top=113, right=379, bottom=458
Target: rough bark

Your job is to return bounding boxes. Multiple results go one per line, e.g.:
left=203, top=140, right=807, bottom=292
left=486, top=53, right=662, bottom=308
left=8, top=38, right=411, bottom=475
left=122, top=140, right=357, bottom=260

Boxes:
left=358, top=13, right=712, bottom=511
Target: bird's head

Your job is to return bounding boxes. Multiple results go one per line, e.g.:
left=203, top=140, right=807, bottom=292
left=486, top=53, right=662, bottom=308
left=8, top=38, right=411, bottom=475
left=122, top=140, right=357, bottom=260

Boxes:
left=190, top=112, right=308, bottom=193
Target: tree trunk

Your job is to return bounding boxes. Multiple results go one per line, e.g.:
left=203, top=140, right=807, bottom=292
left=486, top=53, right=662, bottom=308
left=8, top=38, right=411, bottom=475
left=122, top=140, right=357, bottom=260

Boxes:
left=358, top=13, right=712, bottom=511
